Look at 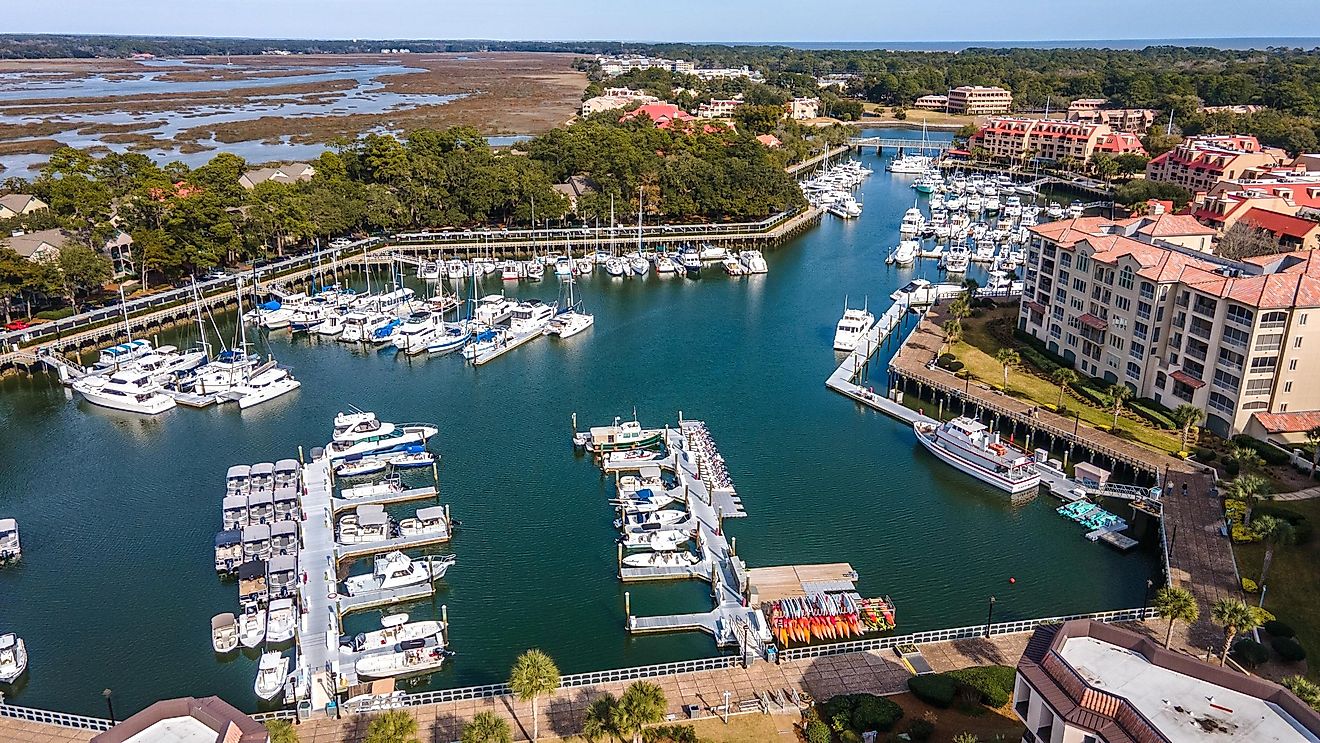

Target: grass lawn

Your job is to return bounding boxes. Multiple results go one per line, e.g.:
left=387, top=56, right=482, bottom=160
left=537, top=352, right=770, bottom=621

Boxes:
left=1235, top=497, right=1320, bottom=681
left=560, top=713, right=797, bottom=742
left=889, top=692, right=1027, bottom=741
left=948, top=307, right=1182, bottom=455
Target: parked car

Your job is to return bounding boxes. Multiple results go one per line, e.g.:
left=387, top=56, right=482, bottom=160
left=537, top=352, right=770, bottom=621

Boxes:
left=329, top=238, right=352, bottom=249
left=4, top=320, right=30, bottom=331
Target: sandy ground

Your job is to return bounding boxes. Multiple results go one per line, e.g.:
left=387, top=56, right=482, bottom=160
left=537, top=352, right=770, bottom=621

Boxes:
left=0, top=53, right=588, bottom=161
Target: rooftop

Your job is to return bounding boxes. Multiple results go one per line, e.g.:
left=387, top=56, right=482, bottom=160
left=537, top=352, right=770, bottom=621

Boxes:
left=122, top=718, right=216, bottom=743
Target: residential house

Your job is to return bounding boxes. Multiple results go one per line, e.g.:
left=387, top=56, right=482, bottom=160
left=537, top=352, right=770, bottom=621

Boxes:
left=102, top=230, right=135, bottom=278
left=969, top=118, right=1146, bottom=164
left=4, top=228, right=70, bottom=262
left=239, top=163, right=316, bottom=190
left=756, top=134, right=782, bottom=148
left=551, top=175, right=595, bottom=213
left=1013, top=619, right=1320, bottom=743
left=947, top=86, right=1012, bottom=114
left=1020, top=215, right=1320, bottom=438
left=620, top=103, right=699, bottom=130
left=696, top=97, right=744, bottom=119
left=1145, top=135, right=1285, bottom=194
left=1238, top=207, right=1320, bottom=251
left=0, top=194, right=49, bottom=220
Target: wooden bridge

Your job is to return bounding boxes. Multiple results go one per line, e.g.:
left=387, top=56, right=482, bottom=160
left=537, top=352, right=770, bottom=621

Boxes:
left=849, top=137, right=953, bottom=153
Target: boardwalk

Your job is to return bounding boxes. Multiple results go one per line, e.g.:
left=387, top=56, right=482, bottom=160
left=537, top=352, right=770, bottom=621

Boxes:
left=300, top=457, right=344, bottom=712
left=1161, top=470, right=1242, bottom=649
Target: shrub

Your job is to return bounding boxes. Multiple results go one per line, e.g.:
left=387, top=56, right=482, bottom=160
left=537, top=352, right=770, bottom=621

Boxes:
left=908, top=674, right=958, bottom=708
left=1070, top=382, right=1111, bottom=409
left=804, top=718, right=832, bottom=743
left=1231, top=638, right=1270, bottom=668
left=838, top=731, right=861, bottom=743
left=904, top=718, right=937, bottom=742
left=946, top=666, right=1016, bottom=708
left=1231, top=435, right=1291, bottom=466
left=851, top=694, right=903, bottom=732
left=1193, top=447, right=1217, bottom=463
left=1273, top=636, right=1308, bottom=662
left=1242, top=577, right=1259, bottom=593
left=1224, top=499, right=1249, bottom=522
left=1224, top=459, right=1241, bottom=477
left=35, top=307, right=76, bottom=321
left=643, top=726, right=699, bottom=743
left=1231, top=523, right=1261, bottom=543
left=266, top=720, right=299, bottom=743
left=1264, top=620, right=1296, bottom=639
left=1129, top=399, right=1175, bottom=429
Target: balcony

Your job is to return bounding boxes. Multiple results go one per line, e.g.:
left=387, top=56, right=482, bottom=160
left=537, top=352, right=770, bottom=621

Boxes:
left=1188, top=323, right=1212, bottom=341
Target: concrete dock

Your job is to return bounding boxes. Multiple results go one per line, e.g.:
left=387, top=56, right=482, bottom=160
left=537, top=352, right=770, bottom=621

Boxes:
left=824, top=296, right=934, bottom=426
left=330, top=485, right=438, bottom=513
left=472, top=328, right=544, bottom=366
left=298, top=456, right=343, bottom=713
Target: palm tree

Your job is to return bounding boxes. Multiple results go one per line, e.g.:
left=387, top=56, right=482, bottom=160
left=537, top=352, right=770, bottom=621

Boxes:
left=1170, top=404, right=1205, bottom=452
left=581, top=693, right=622, bottom=743
left=994, top=348, right=1020, bottom=391
left=1307, top=425, right=1320, bottom=480
left=461, top=711, right=513, bottom=743
left=265, top=720, right=300, bottom=743
left=941, top=318, right=963, bottom=353
left=1211, top=598, right=1261, bottom=666
left=1052, top=368, right=1078, bottom=410
left=1230, top=444, right=1265, bottom=475
left=615, top=682, right=667, bottom=743
left=1107, top=383, right=1133, bottom=430
left=365, top=710, right=420, bottom=743
left=1254, top=515, right=1296, bottom=587
left=1152, top=586, right=1199, bottom=649
left=508, top=649, right=560, bottom=742
left=948, top=294, right=972, bottom=321
left=1227, top=473, right=1270, bottom=525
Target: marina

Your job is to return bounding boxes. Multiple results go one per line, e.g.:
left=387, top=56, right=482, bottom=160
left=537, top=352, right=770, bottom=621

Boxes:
left=0, top=128, right=1159, bottom=717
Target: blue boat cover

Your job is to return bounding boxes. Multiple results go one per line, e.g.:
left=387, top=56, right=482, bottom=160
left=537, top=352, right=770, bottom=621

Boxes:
left=260, top=300, right=281, bottom=311
left=635, top=488, right=654, bottom=500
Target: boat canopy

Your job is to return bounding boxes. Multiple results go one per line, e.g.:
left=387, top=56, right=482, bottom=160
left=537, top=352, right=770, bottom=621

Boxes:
left=274, top=459, right=299, bottom=474
left=222, top=495, right=247, bottom=511
left=639, top=465, right=662, bottom=479
left=251, top=462, right=276, bottom=477
left=273, top=487, right=298, bottom=504
left=0, top=634, right=16, bottom=650
left=212, top=613, right=236, bottom=630
left=260, top=300, right=281, bottom=311
left=635, top=488, right=655, bottom=501
left=237, top=560, right=267, bottom=581
left=0, top=518, right=16, bottom=533
left=268, top=555, right=297, bottom=574
left=248, top=491, right=275, bottom=507
left=358, top=505, right=388, bottom=528
left=415, top=506, right=446, bottom=522
left=269, top=597, right=293, bottom=611
left=242, top=523, right=271, bottom=542
left=214, top=529, right=241, bottom=547
left=271, top=521, right=298, bottom=538
left=226, top=464, right=252, bottom=481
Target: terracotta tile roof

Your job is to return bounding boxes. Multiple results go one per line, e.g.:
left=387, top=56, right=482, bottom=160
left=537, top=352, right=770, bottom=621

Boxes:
left=1133, top=213, right=1216, bottom=237
left=1239, top=207, right=1320, bottom=240
left=1170, top=369, right=1207, bottom=389
left=1078, top=313, right=1108, bottom=330
left=1023, top=299, right=1047, bottom=314
left=1252, top=410, right=1320, bottom=434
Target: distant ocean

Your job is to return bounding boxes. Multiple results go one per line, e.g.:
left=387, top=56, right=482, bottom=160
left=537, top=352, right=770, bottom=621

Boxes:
left=729, top=38, right=1320, bottom=51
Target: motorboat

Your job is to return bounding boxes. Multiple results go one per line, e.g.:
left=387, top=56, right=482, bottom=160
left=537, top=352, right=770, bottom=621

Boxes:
left=334, top=446, right=434, bottom=478
left=341, top=473, right=404, bottom=500
left=345, top=614, right=445, bottom=653
left=211, top=613, right=239, bottom=653
left=887, top=153, right=933, bottom=174
left=416, top=261, right=441, bottom=281
left=508, top=300, right=556, bottom=335
left=654, top=255, right=679, bottom=275
left=132, top=345, right=208, bottom=384
left=444, top=260, right=467, bottom=280
left=576, top=258, right=594, bottom=274
left=891, top=279, right=964, bottom=306
left=722, top=256, right=746, bottom=276
left=343, top=552, right=455, bottom=596
left=93, top=339, right=154, bottom=373
left=355, top=636, right=452, bottom=680
left=889, top=240, right=917, bottom=267
left=338, top=312, right=391, bottom=343
left=620, top=528, right=691, bottom=551
left=338, top=504, right=392, bottom=544
left=943, top=244, right=970, bottom=273
left=311, top=314, right=348, bottom=336
left=228, top=366, right=300, bottom=409
left=500, top=262, right=520, bottom=281
left=266, top=598, right=297, bottom=643
left=524, top=261, right=544, bottom=281
left=370, top=317, right=405, bottom=346
left=326, top=413, right=438, bottom=462
left=254, top=651, right=289, bottom=701
left=1068, top=200, right=1085, bottom=218
left=474, top=295, right=516, bottom=325
left=614, top=509, right=687, bottom=530
left=827, top=193, right=862, bottom=219
left=0, top=519, right=19, bottom=562
left=397, top=506, right=450, bottom=538
left=554, top=258, right=574, bottom=277
left=679, top=250, right=702, bottom=277
left=833, top=303, right=876, bottom=352
left=216, top=529, right=243, bottom=574
left=238, top=603, right=267, bottom=649
left=604, top=257, right=625, bottom=277
left=738, top=250, right=768, bottom=274
left=391, top=311, right=441, bottom=355
left=73, top=368, right=177, bottom=415
left=0, top=633, right=28, bottom=684
left=913, top=416, right=1041, bottom=494
left=587, top=419, right=664, bottom=453
left=621, top=551, right=699, bottom=568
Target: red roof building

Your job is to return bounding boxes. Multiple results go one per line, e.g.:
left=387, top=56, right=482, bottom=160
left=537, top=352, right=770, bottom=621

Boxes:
left=1239, top=207, right=1320, bottom=250
left=1145, top=135, right=1285, bottom=194
left=620, top=103, right=696, bottom=129
left=969, top=117, right=1145, bottom=164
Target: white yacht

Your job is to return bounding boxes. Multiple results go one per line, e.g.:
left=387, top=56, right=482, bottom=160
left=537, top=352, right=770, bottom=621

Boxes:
left=887, top=153, right=934, bottom=174
left=311, top=314, right=348, bottom=336
left=622, top=551, right=699, bottom=568
left=92, top=339, right=154, bottom=373
left=393, top=311, right=443, bottom=355
left=344, top=614, right=445, bottom=653
left=0, top=519, right=20, bottom=562
left=461, top=327, right=508, bottom=360
left=73, top=369, right=177, bottom=415
left=833, top=302, right=876, bottom=352
left=943, top=244, right=970, bottom=273
left=604, top=257, right=626, bottom=277
left=827, top=193, right=863, bottom=219
left=891, top=279, right=964, bottom=306
left=500, top=262, right=520, bottom=282
left=890, top=240, right=917, bottom=266
left=326, top=411, right=438, bottom=462
left=679, top=249, right=702, bottom=277
left=238, top=603, right=267, bottom=649
left=355, top=637, right=452, bottom=680
left=265, top=598, right=297, bottom=644
left=739, top=250, right=768, bottom=274
left=254, top=651, right=289, bottom=701
left=424, top=322, right=471, bottom=355
left=0, top=633, right=28, bottom=683
left=913, top=416, right=1041, bottom=494
left=898, top=207, right=924, bottom=236
left=508, top=300, right=556, bottom=335
left=343, top=552, right=455, bottom=597
left=474, top=295, right=516, bottom=325
left=547, top=275, right=593, bottom=339
left=132, top=345, right=208, bottom=384
left=620, top=529, right=691, bottom=551
left=654, top=255, right=679, bottom=275
left=228, top=366, right=300, bottom=409
left=211, top=613, right=238, bottom=653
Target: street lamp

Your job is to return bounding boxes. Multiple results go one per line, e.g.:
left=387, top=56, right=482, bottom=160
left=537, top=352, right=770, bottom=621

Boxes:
left=1143, top=578, right=1154, bottom=617
left=102, top=688, right=115, bottom=723
left=985, top=596, right=997, bottom=637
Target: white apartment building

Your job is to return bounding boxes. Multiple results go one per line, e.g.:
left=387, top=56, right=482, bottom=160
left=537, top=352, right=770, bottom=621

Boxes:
left=1020, top=215, right=1320, bottom=439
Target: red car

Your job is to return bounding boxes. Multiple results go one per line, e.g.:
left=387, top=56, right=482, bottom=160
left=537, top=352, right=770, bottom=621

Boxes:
left=4, top=320, right=30, bottom=331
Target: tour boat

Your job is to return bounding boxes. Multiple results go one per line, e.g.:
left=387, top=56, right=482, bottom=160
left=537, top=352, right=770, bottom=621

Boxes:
left=345, top=614, right=445, bottom=653
left=622, top=551, right=699, bottom=568
left=913, top=416, right=1041, bottom=494
left=238, top=603, right=267, bottom=649
left=265, top=598, right=297, bottom=644
left=73, top=368, right=177, bottom=415
left=355, top=637, right=452, bottom=680
left=254, top=651, right=289, bottom=701
left=833, top=302, right=876, bottom=352
left=343, top=552, right=455, bottom=596
left=739, top=250, right=768, bottom=274
left=588, top=419, right=664, bottom=453
left=0, top=519, right=19, bottom=562
left=211, top=613, right=239, bottom=653
left=229, top=366, right=300, bottom=409
left=0, top=633, right=28, bottom=683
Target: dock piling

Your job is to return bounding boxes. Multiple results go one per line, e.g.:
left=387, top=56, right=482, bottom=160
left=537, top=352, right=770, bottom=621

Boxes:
left=624, top=591, right=631, bottom=617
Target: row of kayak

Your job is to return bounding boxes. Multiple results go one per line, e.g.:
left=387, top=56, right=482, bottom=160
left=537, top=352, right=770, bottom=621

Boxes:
left=765, top=592, right=897, bottom=647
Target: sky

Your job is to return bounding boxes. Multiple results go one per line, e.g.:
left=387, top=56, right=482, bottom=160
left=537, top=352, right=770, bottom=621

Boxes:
left=6, top=0, right=1320, bottom=44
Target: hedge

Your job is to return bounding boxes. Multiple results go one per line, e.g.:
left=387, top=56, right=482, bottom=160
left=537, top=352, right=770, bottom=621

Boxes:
left=907, top=674, right=957, bottom=708
left=1129, top=399, right=1175, bottom=429
left=642, top=725, right=699, bottom=743
left=1273, top=636, right=1308, bottom=662
left=946, top=665, right=1016, bottom=708
left=1264, top=620, right=1296, bottom=639
left=35, top=307, right=76, bottom=320
left=1231, top=435, right=1291, bottom=466
left=1070, top=381, right=1112, bottom=409
left=1193, top=447, right=1217, bottom=463
left=1231, top=638, right=1270, bottom=668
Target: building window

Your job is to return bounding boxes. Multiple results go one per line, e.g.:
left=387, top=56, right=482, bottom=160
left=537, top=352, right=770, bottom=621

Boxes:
left=1072, top=278, right=1087, bottom=292
left=1193, top=295, right=1218, bottom=317
left=1136, top=301, right=1152, bottom=321
left=1076, top=254, right=1090, bottom=272
left=1131, top=342, right=1145, bottom=360
left=1059, top=252, right=1072, bottom=267
left=1126, top=361, right=1141, bottom=379
left=1115, top=296, right=1131, bottom=312
left=1066, top=332, right=1078, bottom=347
left=1156, top=371, right=1167, bottom=388
left=1243, top=400, right=1268, bottom=410
left=1219, top=348, right=1244, bottom=370
left=1245, top=378, right=1272, bottom=395
left=1209, top=391, right=1235, bottom=414
left=1286, top=381, right=1293, bottom=393
left=1226, top=304, right=1254, bottom=328
left=1251, top=356, right=1278, bottom=372
left=1140, top=281, right=1154, bottom=300
left=1118, top=266, right=1135, bottom=290
left=1302, top=313, right=1309, bottom=326
left=1213, top=368, right=1241, bottom=392
left=1290, top=359, right=1298, bottom=371
left=1110, top=335, right=1125, bottom=351
left=1070, top=298, right=1084, bottom=311
left=1296, top=336, right=1304, bottom=349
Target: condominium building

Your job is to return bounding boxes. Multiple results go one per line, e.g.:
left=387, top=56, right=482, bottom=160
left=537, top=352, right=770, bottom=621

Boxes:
left=581, top=87, right=659, bottom=116
left=1065, top=99, right=1157, bottom=133
left=970, top=118, right=1147, bottom=164
left=913, top=94, right=949, bottom=111
left=1145, top=135, right=1286, bottom=194
left=786, top=96, right=820, bottom=120
left=596, top=55, right=693, bottom=77
left=696, top=97, right=743, bottom=119
left=947, top=85, right=1013, bottom=114
left=1014, top=619, right=1320, bottom=743
left=1020, top=215, right=1320, bottom=439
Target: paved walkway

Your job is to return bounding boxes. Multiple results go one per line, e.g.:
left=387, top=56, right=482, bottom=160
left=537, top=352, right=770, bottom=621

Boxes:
left=1162, top=470, right=1243, bottom=650
left=0, top=718, right=97, bottom=743
left=1274, top=484, right=1320, bottom=501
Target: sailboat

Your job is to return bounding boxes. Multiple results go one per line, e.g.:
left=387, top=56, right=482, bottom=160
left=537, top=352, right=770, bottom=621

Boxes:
left=547, top=269, right=594, bottom=339
left=223, top=278, right=300, bottom=408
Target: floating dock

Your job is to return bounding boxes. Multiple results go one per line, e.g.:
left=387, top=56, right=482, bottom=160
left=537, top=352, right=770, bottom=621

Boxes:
left=746, top=563, right=859, bottom=603
left=330, top=485, right=438, bottom=513
left=337, top=529, right=452, bottom=561
left=472, top=329, right=543, bottom=366
left=824, top=295, right=934, bottom=426
left=297, top=456, right=344, bottom=713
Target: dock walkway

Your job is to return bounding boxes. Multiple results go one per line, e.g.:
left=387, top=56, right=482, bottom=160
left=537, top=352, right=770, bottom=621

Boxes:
left=298, top=457, right=342, bottom=713
left=330, top=485, right=438, bottom=513
left=337, top=530, right=451, bottom=561
left=472, top=328, right=544, bottom=366
left=824, top=296, right=933, bottom=426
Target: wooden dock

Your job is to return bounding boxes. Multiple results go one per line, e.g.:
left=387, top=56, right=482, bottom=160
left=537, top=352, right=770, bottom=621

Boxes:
left=337, top=531, right=452, bottom=561
left=330, top=486, right=438, bottom=513
left=746, top=563, right=858, bottom=603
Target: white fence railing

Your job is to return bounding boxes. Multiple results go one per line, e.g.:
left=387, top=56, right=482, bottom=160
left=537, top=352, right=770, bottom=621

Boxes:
left=0, top=702, right=113, bottom=731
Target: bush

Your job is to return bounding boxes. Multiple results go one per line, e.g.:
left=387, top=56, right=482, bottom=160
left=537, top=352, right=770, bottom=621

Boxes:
left=642, top=725, right=698, bottom=743
left=851, top=694, right=903, bottom=732
left=1193, top=447, right=1217, bottom=463
left=1253, top=505, right=1313, bottom=545
left=1264, top=620, right=1296, bottom=639
left=1231, top=638, right=1270, bottom=668
left=946, top=666, right=1016, bottom=708
left=266, top=720, right=299, bottom=743
left=1273, top=636, right=1308, bottom=662
left=1224, top=499, right=1249, bottom=522
left=1129, top=399, right=1175, bottom=429
left=1242, top=577, right=1259, bottom=593
left=1231, top=523, right=1261, bottom=543
left=904, top=718, right=937, bottom=742
left=1070, top=382, right=1111, bottom=409
left=804, top=718, right=832, bottom=743
left=35, top=307, right=76, bottom=321
left=1231, top=435, right=1291, bottom=466
left=1224, top=459, right=1241, bottom=477
left=908, top=674, right=958, bottom=708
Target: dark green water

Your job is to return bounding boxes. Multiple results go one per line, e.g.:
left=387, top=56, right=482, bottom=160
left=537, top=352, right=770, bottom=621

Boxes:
left=0, top=129, right=1156, bottom=716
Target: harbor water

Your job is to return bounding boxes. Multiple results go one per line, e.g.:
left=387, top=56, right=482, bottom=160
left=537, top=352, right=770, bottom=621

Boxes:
left=0, top=129, right=1156, bottom=715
